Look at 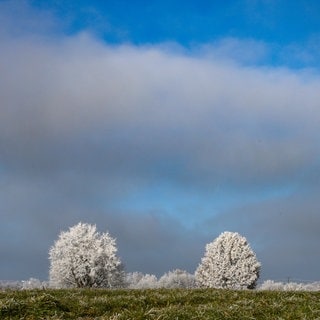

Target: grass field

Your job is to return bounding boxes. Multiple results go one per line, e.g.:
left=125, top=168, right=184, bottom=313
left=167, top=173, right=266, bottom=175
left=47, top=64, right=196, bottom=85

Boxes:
left=1, top=288, right=320, bottom=319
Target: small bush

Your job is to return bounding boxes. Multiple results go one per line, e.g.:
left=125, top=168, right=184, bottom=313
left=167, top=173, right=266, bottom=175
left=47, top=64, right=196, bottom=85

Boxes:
left=259, top=280, right=320, bottom=291
left=126, top=272, right=159, bottom=289
left=158, top=269, right=196, bottom=288
left=21, top=278, right=48, bottom=290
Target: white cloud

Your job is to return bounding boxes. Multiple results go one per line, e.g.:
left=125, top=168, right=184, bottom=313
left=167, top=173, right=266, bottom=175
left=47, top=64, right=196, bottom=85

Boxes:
left=1, top=32, right=320, bottom=188
left=198, top=37, right=270, bottom=65
left=0, top=0, right=59, bottom=38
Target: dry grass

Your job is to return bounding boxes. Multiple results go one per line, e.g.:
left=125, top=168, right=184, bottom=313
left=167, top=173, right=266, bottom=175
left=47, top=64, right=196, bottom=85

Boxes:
left=1, top=288, right=320, bottom=319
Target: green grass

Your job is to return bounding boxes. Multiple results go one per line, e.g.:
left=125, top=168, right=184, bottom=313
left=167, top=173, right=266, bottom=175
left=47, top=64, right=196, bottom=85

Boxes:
left=1, top=288, right=320, bottom=319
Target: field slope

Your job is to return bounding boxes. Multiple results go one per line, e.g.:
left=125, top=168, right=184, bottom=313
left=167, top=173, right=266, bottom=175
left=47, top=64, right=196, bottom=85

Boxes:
left=1, top=288, right=320, bottom=319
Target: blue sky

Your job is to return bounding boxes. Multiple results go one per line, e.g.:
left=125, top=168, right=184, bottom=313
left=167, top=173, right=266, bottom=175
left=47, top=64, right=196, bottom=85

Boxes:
left=31, top=1, right=319, bottom=43
left=29, top=0, right=320, bottom=67
left=1, top=0, right=320, bottom=282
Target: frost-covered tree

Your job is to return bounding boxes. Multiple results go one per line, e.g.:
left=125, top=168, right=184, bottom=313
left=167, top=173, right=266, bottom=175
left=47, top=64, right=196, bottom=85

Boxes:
left=158, top=269, right=196, bottom=289
left=49, top=222, right=124, bottom=288
left=195, top=231, right=261, bottom=289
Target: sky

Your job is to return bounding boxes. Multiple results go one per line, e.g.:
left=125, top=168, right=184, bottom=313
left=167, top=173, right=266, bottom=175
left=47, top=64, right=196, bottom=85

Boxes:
left=1, top=0, right=320, bottom=282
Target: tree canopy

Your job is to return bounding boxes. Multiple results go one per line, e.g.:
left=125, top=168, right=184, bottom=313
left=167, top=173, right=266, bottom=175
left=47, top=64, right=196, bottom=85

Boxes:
left=49, top=222, right=124, bottom=288
left=195, top=231, right=261, bottom=289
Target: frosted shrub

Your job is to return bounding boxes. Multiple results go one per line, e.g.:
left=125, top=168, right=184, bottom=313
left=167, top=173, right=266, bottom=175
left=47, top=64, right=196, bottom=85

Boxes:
left=158, top=269, right=196, bottom=288
left=126, top=272, right=159, bottom=289
left=259, top=280, right=320, bottom=291
left=195, top=231, right=261, bottom=289
left=303, top=282, right=320, bottom=291
left=259, top=280, right=284, bottom=291
left=21, top=278, right=48, bottom=290
left=0, top=281, right=22, bottom=290
left=49, top=222, right=124, bottom=288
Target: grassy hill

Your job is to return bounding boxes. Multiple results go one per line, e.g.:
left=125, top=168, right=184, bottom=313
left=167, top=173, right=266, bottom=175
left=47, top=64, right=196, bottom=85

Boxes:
left=1, top=288, right=320, bottom=319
